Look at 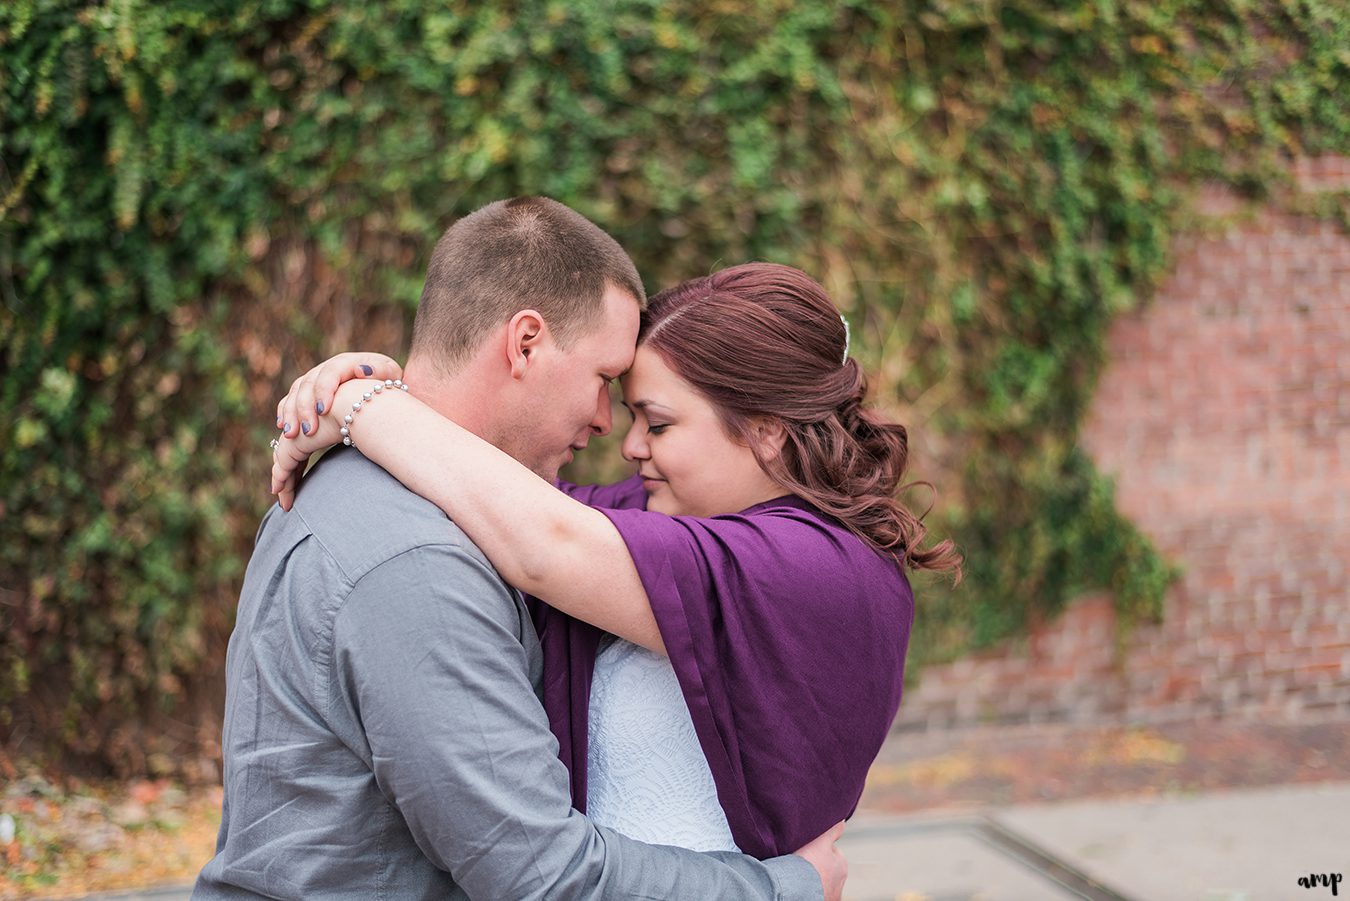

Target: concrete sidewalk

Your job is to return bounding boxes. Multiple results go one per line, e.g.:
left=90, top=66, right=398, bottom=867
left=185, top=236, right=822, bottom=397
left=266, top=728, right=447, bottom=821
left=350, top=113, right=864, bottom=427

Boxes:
left=78, top=781, right=1350, bottom=901
left=842, top=780, right=1350, bottom=901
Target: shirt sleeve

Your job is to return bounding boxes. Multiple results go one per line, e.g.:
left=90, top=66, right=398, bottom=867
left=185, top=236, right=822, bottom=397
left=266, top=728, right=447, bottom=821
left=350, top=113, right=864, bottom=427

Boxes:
left=597, top=506, right=913, bottom=860
left=331, top=543, right=824, bottom=901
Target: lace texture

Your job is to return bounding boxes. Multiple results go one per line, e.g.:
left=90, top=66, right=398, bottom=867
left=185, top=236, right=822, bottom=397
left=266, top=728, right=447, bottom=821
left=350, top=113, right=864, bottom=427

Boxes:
left=586, top=636, right=739, bottom=852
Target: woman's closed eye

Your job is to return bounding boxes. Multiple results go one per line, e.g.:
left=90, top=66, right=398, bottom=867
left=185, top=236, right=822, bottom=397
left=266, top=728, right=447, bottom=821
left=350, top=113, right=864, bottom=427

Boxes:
left=647, top=423, right=670, bottom=435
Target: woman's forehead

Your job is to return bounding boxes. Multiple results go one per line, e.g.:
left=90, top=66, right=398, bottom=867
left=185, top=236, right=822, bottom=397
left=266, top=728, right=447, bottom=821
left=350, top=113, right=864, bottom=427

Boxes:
left=621, top=347, right=695, bottom=405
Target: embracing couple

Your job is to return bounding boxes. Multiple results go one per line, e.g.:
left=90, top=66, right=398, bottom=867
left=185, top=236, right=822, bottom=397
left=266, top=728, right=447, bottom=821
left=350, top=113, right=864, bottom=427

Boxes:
left=194, top=197, right=960, bottom=900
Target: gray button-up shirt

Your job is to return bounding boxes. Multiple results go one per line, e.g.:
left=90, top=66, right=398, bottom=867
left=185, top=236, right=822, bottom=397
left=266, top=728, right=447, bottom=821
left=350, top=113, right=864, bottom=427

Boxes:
left=194, top=448, right=821, bottom=900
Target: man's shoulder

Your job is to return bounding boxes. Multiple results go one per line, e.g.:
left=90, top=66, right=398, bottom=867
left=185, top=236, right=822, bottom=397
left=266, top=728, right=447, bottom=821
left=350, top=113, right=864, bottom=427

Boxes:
left=274, top=447, right=498, bottom=585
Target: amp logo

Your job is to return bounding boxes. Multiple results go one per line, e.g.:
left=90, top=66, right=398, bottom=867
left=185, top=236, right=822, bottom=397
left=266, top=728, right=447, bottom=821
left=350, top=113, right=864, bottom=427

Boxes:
left=1298, top=872, right=1343, bottom=896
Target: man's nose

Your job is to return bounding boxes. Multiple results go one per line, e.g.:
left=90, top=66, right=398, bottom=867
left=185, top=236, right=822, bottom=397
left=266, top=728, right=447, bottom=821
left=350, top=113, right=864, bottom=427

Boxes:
left=590, top=384, right=613, bottom=437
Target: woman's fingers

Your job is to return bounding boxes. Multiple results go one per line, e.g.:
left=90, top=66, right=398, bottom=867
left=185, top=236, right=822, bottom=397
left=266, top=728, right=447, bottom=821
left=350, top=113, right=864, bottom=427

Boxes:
left=276, top=468, right=299, bottom=512
left=274, top=462, right=298, bottom=511
left=272, top=352, right=403, bottom=440
left=310, top=354, right=403, bottom=428
left=279, top=353, right=403, bottom=439
left=270, top=438, right=298, bottom=491
left=280, top=373, right=309, bottom=439
left=270, top=434, right=311, bottom=510
left=294, top=370, right=320, bottom=439
left=269, top=388, right=351, bottom=509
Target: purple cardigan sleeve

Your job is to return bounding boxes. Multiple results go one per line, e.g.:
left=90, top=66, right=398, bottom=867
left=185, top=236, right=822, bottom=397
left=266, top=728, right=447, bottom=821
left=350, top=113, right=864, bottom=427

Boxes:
left=534, top=485, right=913, bottom=860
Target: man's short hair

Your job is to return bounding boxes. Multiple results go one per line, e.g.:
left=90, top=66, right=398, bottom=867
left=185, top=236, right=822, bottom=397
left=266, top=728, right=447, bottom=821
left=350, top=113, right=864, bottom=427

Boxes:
left=410, top=197, right=646, bottom=371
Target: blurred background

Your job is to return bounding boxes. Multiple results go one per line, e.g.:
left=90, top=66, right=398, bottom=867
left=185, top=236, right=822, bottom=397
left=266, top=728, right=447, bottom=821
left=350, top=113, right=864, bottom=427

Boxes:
left=1, top=0, right=1346, bottom=896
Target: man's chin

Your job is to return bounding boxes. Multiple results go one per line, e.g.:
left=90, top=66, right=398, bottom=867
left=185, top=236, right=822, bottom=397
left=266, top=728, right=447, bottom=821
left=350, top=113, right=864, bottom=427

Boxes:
left=529, top=455, right=566, bottom=482
left=532, top=464, right=562, bottom=482
left=524, top=448, right=575, bottom=482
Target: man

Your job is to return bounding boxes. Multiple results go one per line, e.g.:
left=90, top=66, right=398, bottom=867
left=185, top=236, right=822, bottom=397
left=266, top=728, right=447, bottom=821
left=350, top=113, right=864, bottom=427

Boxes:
left=195, top=197, right=844, bottom=899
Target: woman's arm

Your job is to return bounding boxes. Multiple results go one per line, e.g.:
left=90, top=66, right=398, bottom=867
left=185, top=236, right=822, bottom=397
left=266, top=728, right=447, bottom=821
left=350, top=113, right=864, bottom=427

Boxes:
left=272, top=378, right=664, bottom=653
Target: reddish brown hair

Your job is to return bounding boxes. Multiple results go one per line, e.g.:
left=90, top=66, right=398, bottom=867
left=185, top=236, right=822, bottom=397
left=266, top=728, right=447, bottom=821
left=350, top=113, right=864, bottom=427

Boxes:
left=641, top=263, right=961, bottom=576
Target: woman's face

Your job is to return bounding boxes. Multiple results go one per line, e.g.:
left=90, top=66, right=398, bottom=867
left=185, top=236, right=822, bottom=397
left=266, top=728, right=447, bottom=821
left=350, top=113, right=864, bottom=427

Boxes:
left=619, top=345, right=785, bottom=517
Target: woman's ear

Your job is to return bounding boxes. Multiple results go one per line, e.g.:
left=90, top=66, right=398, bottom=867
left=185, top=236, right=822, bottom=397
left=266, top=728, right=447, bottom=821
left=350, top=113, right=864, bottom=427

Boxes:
left=748, top=417, right=787, bottom=461
left=505, top=309, right=547, bottom=380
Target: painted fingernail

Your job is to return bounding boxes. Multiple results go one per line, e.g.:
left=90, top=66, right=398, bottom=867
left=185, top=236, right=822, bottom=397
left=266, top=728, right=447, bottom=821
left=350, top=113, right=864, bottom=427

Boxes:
left=301, top=422, right=311, bottom=435
left=361, top=364, right=373, bottom=375
left=283, top=422, right=290, bottom=432
left=316, top=401, right=325, bottom=414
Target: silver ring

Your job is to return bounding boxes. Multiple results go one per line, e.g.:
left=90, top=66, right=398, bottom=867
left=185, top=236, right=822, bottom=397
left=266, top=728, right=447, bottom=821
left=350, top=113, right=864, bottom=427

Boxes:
left=269, top=437, right=280, bottom=451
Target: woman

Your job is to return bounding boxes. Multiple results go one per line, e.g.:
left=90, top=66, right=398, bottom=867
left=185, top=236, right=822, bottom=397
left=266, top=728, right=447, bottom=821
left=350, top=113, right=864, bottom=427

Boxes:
left=270, top=262, right=961, bottom=858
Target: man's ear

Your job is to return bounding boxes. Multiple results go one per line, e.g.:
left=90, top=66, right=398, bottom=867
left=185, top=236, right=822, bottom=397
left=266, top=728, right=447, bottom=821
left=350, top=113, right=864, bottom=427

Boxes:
left=505, top=309, right=548, bottom=380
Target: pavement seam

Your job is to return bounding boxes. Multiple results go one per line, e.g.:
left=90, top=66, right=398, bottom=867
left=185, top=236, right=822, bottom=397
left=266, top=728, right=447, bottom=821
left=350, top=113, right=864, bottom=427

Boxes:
left=845, top=814, right=1140, bottom=901
left=973, top=818, right=1139, bottom=901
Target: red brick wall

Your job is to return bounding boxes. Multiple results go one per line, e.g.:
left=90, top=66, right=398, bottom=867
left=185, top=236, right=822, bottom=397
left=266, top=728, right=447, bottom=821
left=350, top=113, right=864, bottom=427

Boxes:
left=897, top=157, right=1350, bottom=730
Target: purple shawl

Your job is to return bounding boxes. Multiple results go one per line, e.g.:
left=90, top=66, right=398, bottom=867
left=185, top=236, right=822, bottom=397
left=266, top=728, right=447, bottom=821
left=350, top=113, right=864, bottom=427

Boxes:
left=530, top=475, right=913, bottom=859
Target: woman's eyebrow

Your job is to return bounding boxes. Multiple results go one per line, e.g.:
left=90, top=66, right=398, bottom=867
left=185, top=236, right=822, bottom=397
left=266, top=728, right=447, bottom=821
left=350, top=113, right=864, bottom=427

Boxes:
left=628, top=399, right=675, bottom=414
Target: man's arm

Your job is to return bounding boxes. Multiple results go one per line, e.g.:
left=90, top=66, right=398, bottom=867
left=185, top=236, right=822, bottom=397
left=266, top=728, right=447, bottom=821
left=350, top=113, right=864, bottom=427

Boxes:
left=332, top=543, right=827, bottom=901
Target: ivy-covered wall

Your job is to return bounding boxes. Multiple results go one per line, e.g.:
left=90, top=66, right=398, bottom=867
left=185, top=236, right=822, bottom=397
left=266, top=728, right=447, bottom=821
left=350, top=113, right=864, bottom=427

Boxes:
left=2, top=0, right=1346, bottom=774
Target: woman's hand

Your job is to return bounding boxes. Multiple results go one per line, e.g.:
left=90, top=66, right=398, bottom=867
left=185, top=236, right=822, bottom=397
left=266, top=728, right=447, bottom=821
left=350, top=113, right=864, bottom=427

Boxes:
left=269, top=350, right=401, bottom=511
left=274, top=352, right=403, bottom=440
left=270, top=402, right=343, bottom=511
left=270, top=378, right=397, bottom=510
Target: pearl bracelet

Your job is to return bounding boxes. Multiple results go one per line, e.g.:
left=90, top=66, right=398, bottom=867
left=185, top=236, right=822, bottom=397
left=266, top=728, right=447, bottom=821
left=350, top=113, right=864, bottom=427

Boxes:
left=341, top=379, right=409, bottom=447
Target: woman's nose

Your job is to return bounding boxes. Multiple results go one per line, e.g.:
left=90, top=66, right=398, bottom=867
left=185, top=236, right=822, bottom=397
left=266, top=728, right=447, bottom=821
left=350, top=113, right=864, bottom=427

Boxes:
left=621, top=422, right=648, bottom=462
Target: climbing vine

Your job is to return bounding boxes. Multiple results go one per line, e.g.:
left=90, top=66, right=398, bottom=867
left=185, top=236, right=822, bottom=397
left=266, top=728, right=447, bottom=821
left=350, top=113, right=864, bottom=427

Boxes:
left=1, top=0, right=1345, bottom=772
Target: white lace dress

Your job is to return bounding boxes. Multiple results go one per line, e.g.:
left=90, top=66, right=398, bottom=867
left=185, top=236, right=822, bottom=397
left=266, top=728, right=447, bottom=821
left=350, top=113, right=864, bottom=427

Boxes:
left=585, top=635, right=739, bottom=852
